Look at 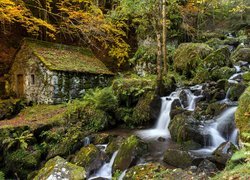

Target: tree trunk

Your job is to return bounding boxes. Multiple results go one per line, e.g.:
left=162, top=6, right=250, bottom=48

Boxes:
left=156, top=33, right=163, bottom=95
left=162, top=0, right=167, bottom=75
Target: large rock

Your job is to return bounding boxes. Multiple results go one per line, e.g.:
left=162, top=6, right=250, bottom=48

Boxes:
left=123, top=163, right=195, bottom=180
left=231, top=48, right=250, bottom=63
left=112, top=135, right=148, bottom=172
left=197, top=159, right=218, bottom=176
left=235, top=86, right=250, bottom=141
left=71, top=144, right=105, bottom=177
left=212, top=142, right=237, bottom=165
left=173, top=43, right=213, bottom=77
left=211, top=67, right=236, bottom=81
left=169, top=113, right=205, bottom=145
left=203, top=46, right=232, bottom=69
left=228, top=83, right=247, bottom=101
left=34, top=156, right=86, bottom=180
left=163, top=149, right=195, bottom=168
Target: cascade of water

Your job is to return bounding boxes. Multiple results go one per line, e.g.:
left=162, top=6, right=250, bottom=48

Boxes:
left=204, top=107, right=238, bottom=149
left=83, top=137, right=90, bottom=146
left=88, top=151, right=118, bottom=180
left=230, top=129, right=239, bottom=146
left=118, top=170, right=127, bottom=180
left=156, top=97, right=175, bottom=129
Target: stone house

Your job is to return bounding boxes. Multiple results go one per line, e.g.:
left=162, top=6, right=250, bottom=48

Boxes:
left=9, top=39, right=114, bottom=104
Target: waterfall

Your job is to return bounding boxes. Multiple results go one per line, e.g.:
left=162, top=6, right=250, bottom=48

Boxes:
left=156, top=97, right=175, bottom=129
left=88, top=151, right=118, bottom=180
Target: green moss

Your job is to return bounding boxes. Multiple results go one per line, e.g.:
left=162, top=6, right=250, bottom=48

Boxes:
left=173, top=43, right=213, bottom=77
left=231, top=48, right=250, bottom=63
left=203, top=46, right=231, bottom=69
left=235, top=86, right=250, bottom=141
left=123, top=163, right=193, bottom=180
left=71, top=144, right=100, bottom=168
left=163, top=149, right=193, bottom=168
left=243, top=72, right=250, bottom=82
left=211, top=67, right=236, bottom=81
left=112, top=75, right=155, bottom=107
left=131, top=91, right=154, bottom=126
left=34, top=156, right=86, bottom=180
left=113, top=135, right=148, bottom=172
left=205, top=38, right=224, bottom=50
left=212, top=160, right=250, bottom=180
left=24, top=38, right=113, bottom=75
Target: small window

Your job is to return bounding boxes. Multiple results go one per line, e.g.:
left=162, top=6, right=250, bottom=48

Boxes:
left=31, top=74, right=35, bottom=85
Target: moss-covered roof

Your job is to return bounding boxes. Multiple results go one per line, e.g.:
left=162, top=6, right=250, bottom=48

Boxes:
left=23, top=38, right=114, bottom=75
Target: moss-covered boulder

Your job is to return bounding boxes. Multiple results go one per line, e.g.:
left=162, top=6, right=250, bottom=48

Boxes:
left=163, top=149, right=194, bottom=168
left=112, top=75, right=155, bottom=107
left=228, top=83, right=247, bottom=101
left=106, top=137, right=123, bottom=158
left=235, top=86, right=250, bottom=141
left=223, top=37, right=240, bottom=47
left=71, top=144, right=105, bottom=177
left=5, top=149, right=41, bottom=179
left=243, top=72, right=250, bottom=82
left=173, top=43, right=213, bottom=77
left=231, top=48, right=250, bottom=63
left=212, top=142, right=237, bottom=165
left=206, top=38, right=225, bottom=50
left=123, top=163, right=194, bottom=180
left=113, top=135, right=148, bottom=172
left=169, top=113, right=204, bottom=145
left=34, top=156, right=86, bottom=180
left=46, top=128, right=88, bottom=160
left=203, top=47, right=232, bottom=69
left=131, top=91, right=154, bottom=126
left=211, top=67, right=236, bottom=81
left=0, top=99, right=24, bottom=120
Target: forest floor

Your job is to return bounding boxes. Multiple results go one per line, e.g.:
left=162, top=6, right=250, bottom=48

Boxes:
left=0, top=104, right=66, bottom=129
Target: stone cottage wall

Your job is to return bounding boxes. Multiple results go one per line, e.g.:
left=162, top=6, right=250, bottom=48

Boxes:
left=51, top=71, right=111, bottom=104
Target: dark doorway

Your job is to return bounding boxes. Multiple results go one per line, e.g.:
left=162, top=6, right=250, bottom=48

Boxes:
left=17, top=74, right=24, bottom=97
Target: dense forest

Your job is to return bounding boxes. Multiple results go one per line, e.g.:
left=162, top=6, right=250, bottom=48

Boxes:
left=0, top=0, right=249, bottom=179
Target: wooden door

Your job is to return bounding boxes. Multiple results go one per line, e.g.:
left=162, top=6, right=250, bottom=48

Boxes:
left=17, top=74, right=24, bottom=97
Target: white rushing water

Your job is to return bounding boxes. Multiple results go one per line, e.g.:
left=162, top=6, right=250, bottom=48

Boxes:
left=89, top=151, right=118, bottom=180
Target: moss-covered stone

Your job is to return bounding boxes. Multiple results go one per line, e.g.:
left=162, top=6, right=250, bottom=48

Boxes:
left=231, top=48, right=250, bottom=63
left=173, top=43, right=213, bottom=77
left=5, top=149, right=41, bottom=179
left=206, top=38, right=225, bottom=50
left=243, top=72, right=250, bottom=82
left=71, top=144, right=104, bottom=177
left=46, top=128, right=88, bottom=160
left=235, top=86, right=250, bottom=141
left=113, top=135, right=148, bottom=172
left=131, top=91, right=154, bottom=126
left=229, top=83, right=247, bottom=101
left=212, top=142, right=237, bottom=165
left=163, top=149, right=194, bottom=168
left=169, top=113, right=204, bottom=145
left=34, top=156, right=86, bottom=180
left=123, top=163, right=194, bottom=180
left=106, top=137, right=123, bottom=158
left=203, top=46, right=232, bottom=69
left=112, top=75, right=155, bottom=107
left=211, top=67, right=236, bottom=81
